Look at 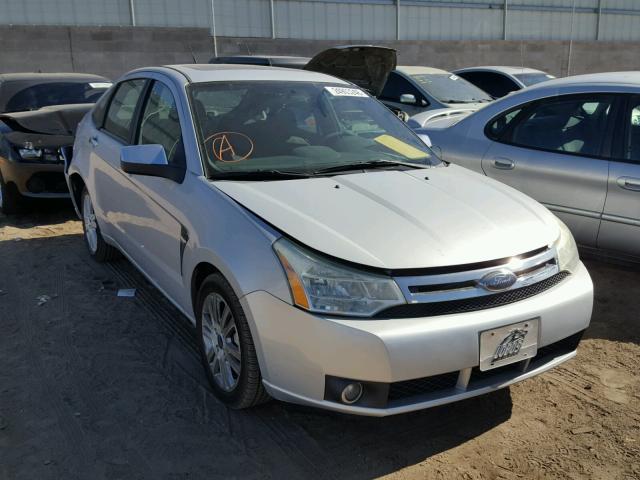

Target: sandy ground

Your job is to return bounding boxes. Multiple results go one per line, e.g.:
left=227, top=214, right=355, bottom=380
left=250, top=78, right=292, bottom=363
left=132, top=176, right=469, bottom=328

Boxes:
left=0, top=204, right=638, bottom=480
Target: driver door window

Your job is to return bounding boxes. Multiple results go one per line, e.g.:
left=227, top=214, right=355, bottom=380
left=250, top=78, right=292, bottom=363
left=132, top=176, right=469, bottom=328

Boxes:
left=137, top=81, right=185, bottom=167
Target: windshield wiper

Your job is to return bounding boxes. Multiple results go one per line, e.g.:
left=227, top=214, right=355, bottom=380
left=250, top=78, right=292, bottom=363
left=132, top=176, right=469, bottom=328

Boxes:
left=210, top=170, right=312, bottom=181
left=312, top=160, right=426, bottom=175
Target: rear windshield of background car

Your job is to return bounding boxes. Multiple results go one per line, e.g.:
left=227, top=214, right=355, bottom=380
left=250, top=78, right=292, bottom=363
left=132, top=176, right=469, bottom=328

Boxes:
left=514, top=73, right=555, bottom=87
left=3, top=82, right=111, bottom=113
left=411, top=74, right=492, bottom=104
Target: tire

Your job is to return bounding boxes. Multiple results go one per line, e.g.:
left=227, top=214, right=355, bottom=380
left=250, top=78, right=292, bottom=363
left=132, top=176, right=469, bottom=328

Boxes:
left=196, top=273, right=270, bottom=409
left=80, top=187, right=118, bottom=262
left=0, top=172, right=24, bottom=215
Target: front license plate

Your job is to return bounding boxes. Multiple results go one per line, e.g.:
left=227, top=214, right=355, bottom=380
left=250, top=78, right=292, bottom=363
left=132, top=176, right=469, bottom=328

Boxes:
left=479, top=319, right=539, bottom=371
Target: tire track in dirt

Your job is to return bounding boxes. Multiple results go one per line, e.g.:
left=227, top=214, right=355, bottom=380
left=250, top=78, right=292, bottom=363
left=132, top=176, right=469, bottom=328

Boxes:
left=16, top=254, right=101, bottom=477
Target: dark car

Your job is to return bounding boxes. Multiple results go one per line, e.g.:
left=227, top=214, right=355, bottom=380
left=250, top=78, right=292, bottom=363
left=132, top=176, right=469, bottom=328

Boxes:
left=209, top=55, right=310, bottom=69
left=0, top=73, right=111, bottom=213
left=453, top=66, right=555, bottom=99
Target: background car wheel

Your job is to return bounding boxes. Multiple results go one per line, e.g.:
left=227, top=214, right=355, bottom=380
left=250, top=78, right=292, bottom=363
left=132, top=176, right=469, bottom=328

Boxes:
left=81, top=187, right=118, bottom=262
left=196, top=273, right=270, bottom=409
left=0, top=173, right=24, bottom=215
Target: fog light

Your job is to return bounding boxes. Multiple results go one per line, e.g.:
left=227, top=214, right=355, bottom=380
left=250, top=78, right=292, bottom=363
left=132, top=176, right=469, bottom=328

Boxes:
left=27, top=176, right=46, bottom=193
left=340, top=382, right=363, bottom=404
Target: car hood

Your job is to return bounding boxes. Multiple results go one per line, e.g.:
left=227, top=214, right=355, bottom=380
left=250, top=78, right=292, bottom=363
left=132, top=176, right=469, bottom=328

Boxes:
left=407, top=107, right=475, bottom=129
left=304, top=45, right=397, bottom=96
left=213, top=165, right=559, bottom=270
left=0, top=103, right=93, bottom=136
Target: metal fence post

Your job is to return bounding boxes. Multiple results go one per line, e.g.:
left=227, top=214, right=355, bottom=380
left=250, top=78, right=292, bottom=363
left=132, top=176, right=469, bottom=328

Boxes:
left=503, top=0, right=508, bottom=40
left=596, top=0, right=603, bottom=40
left=270, top=0, right=276, bottom=39
left=396, top=0, right=400, bottom=41
left=129, top=0, right=136, bottom=26
left=211, top=0, right=218, bottom=57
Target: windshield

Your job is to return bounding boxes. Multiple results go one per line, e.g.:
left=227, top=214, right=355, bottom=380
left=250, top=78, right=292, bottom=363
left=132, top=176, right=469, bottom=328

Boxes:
left=410, top=73, right=492, bottom=104
left=514, top=72, right=555, bottom=87
left=189, top=81, right=439, bottom=178
left=4, top=81, right=111, bottom=113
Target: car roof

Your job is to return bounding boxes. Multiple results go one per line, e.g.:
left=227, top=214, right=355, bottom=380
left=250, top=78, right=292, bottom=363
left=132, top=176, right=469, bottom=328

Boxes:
left=453, top=66, right=547, bottom=75
left=396, top=66, right=450, bottom=75
left=213, top=55, right=309, bottom=61
left=527, top=71, right=640, bottom=89
left=0, top=72, right=109, bottom=82
left=158, top=64, right=349, bottom=85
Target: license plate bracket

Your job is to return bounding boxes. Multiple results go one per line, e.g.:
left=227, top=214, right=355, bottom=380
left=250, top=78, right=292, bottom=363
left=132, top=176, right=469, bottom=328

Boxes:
left=479, top=319, right=539, bottom=371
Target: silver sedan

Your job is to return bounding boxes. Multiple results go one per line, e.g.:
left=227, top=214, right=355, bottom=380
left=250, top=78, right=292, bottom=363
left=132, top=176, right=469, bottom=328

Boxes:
left=66, top=64, right=592, bottom=416
left=419, top=72, right=640, bottom=261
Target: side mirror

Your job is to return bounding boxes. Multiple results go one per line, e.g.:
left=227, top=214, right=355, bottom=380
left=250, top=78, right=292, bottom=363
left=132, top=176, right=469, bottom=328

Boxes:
left=120, top=144, right=185, bottom=183
left=400, top=93, right=417, bottom=105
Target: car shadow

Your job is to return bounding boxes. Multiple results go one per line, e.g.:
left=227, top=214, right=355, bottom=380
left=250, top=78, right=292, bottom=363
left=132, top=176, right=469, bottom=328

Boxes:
left=0, top=200, right=76, bottom=229
left=582, top=258, right=640, bottom=345
left=248, top=390, right=512, bottom=479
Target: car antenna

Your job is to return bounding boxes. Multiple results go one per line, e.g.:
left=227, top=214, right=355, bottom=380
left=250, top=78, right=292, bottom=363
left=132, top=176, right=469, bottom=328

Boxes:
left=188, top=43, right=198, bottom=64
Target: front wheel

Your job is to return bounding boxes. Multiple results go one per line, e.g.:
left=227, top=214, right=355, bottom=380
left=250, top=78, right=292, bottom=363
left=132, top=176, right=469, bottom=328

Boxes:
left=81, top=188, right=118, bottom=262
left=196, top=273, right=270, bottom=409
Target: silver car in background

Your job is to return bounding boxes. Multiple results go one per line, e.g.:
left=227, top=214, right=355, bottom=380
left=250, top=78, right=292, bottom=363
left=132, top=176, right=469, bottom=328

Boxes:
left=66, top=64, right=592, bottom=416
left=420, top=72, right=640, bottom=261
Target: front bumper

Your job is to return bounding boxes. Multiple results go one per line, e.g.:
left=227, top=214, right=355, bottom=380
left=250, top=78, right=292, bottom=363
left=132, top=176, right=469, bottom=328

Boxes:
left=241, top=261, right=593, bottom=416
left=0, top=158, right=69, bottom=198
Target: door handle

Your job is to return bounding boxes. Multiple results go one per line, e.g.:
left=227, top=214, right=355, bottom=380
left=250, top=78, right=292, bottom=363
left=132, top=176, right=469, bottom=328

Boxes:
left=492, top=157, right=515, bottom=170
left=89, top=136, right=99, bottom=148
left=617, top=176, right=640, bottom=191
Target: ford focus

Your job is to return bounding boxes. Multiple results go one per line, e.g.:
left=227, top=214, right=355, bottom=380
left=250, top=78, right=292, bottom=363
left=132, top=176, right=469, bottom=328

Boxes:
left=65, top=64, right=592, bottom=415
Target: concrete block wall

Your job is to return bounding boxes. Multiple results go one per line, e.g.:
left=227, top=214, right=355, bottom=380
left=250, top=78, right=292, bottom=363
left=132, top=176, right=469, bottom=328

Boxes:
left=1, top=26, right=640, bottom=80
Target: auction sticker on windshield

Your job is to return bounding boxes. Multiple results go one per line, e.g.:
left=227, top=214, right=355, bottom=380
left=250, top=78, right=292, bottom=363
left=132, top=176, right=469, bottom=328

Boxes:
left=479, top=319, right=539, bottom=371
left=324, top=86, right=368, bottom=97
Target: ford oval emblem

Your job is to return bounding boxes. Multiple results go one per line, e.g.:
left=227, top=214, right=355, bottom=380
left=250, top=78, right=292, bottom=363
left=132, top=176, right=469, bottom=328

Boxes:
left=477, top=269, right=517, bottom=292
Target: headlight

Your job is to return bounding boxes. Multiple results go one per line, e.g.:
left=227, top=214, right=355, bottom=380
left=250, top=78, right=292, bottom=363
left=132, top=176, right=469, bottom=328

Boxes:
left=273, top=238, right=406, bottom=317
left=554, top=218, right=579, bottom=272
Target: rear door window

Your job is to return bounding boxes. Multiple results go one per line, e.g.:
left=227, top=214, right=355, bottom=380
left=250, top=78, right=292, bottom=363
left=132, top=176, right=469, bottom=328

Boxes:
left=103, top=79, right=146, bottom=142
left=624, top=100, right=640, bottom=163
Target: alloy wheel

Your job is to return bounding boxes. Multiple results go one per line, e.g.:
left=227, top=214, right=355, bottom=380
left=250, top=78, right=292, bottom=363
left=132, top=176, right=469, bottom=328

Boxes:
left=82, top=193, right=98, bottom=253
left=201, top=292, right=242, bottom=392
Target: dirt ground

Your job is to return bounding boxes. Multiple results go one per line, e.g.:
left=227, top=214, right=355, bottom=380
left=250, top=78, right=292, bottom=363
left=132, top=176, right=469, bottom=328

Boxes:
left=0, top=204, right=638, bottom=480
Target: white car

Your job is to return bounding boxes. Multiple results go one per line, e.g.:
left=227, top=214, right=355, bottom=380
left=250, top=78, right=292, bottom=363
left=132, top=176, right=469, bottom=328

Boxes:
left=65, top=64, right=592, bottom=416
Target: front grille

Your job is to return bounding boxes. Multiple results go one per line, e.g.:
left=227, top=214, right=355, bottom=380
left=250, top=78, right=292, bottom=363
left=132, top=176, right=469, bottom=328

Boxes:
left=375, top=271, right=570, bottom=319
left=536, top=330, right=584, bottom=359
left=388, top=371, right=459, bottom=401
left=26, top=172, right=68, bottom=193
